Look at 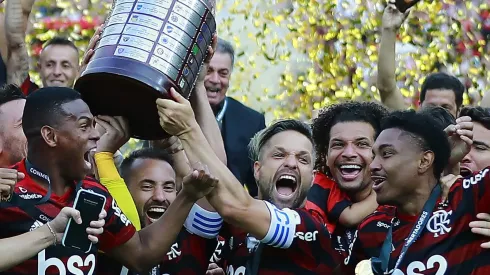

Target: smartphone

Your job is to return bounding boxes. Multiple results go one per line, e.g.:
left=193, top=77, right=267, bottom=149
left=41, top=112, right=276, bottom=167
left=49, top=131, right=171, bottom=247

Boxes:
left=62, top=189, right=106, bottom=253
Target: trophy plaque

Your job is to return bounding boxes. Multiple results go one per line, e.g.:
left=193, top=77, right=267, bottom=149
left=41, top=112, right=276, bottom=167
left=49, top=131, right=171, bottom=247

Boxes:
left=74, top=0, right=216, bottom=140
left=395, top=0, right=421, bottom=13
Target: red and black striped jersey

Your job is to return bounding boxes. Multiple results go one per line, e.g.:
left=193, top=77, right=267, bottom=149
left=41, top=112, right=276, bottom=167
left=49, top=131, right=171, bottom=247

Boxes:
left=0, top=159, right=136, bottom=275
left=220, top=202, right=338, bottom=274
left=305, top=172, right=352, bottom=234
left=343, top=167, right=490, bottom=275
left=98, top=204, right=222, bottom=275
left=305, top=172, right=355, bottom=260
left=97, top=228, right=218, bottom=275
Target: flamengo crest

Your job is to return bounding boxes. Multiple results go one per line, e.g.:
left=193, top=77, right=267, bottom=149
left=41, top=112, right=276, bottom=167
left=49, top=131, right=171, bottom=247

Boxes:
left=426, top=210, right=452, bottom=237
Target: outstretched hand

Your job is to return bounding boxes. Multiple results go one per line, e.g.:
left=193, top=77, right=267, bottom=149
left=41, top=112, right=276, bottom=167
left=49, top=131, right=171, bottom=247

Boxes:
left=95, top=116, right=131, bottom=154
left=77, top=24, right=104, bottom=78
left=156, top=88, right=198, bottom=137
left=181, top=162, right=218, bottom=201
left=382, top=0, right=410, bottom=31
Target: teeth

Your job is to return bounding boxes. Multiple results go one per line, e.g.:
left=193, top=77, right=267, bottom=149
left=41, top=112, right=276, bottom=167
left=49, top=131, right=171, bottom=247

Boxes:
left=340, top=165, right=361, bottom=169
left=148, top=207, right=166, bottom=213
left=279, top=175, right=296, bottom=183
left=207, top=88, right=220, bottom=93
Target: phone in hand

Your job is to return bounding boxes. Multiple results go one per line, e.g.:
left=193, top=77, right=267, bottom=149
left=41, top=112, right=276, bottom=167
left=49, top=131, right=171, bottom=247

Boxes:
left=62, top=189, right=106, bottom=253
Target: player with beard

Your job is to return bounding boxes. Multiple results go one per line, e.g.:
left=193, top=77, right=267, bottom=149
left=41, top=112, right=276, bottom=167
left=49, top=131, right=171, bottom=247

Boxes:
left=0, top=84, right=26, bottom=167
left=0, top=87, right=218, bottom=274
left=97, top=147, right=223, bottom=275
left=306, top=102, right=388, bottom=259
left=156, top=90, right=339, bottom=274
left=344, top=110, right=490, bottom=274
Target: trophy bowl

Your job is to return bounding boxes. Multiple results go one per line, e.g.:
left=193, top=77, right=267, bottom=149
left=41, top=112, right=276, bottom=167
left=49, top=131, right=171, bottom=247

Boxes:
left=395, top=0, right=421, bottom=13
left=75, top=0, right=216, bottom=140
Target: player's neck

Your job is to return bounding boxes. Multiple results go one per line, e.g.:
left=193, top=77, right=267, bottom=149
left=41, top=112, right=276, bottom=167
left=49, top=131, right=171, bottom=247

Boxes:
left=27, top=152, right=71, bottom=196
left=348, top=183, right=372, bottom=203
left=398, top=176, right=438, bottom=216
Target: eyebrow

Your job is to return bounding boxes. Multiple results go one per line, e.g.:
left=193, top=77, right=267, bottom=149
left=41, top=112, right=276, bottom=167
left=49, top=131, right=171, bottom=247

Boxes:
left=473, top=140, right=490, bottom=147
left=78, top=115, right=93, bottom=121
left=271, top=146, right=310, bottom=156
left=375, top=144, right=394, bottom=152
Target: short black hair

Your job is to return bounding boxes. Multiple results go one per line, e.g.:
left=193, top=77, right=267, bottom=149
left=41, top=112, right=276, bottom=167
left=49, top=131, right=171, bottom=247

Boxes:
left=419, top=106, right=456, bottom=129
left=312, top=101, right=389, bottom=173
left=248, top=119, right=313, bottom=162
left=0, top=84, right=26, bottom=110
left=119, top=148, right=174, bottom=182
left=460, top=106, right=490, bottom=130
left=43, top=37, right=79, bottom=54
left=380, top=110, right=450, bottom=179
left=420, top=72, right=465, bottom=109
left=22, top=87, right=81, bottom=141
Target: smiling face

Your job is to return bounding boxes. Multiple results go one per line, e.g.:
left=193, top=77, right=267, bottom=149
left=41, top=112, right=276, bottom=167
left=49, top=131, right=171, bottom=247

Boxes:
left=254, top=130, right=314, bottom=209
left=326, top=121, right=375, bottom=194
left=53, top=99, right=100, bottom=180
left=204, top=52, right=232, bottom=108
left=126, top=158, right=177, bottom=227
left=39, top=44, right=79, bottom=88
left=370, top=128, right=434, bottom=206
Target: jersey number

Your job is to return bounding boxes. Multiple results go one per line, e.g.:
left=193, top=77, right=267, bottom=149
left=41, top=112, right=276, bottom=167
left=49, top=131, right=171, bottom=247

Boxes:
left=227, top=265, right=245, bottom=275
left=393, top=255, right=447, bottom=275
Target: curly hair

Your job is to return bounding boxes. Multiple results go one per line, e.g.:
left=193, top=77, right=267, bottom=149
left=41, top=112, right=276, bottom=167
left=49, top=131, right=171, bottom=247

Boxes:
left=312, top=101, right=389, bottom=173
left=460, top=106, right=490, bottom=130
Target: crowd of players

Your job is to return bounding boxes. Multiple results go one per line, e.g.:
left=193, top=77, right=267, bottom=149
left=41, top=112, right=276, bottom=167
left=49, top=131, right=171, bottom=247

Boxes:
left=1, top=0, right=490, bottom=274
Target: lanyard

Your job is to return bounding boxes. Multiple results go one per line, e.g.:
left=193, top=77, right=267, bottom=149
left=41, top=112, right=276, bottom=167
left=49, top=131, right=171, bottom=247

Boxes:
left=25, top=159, right=83, bottom=202
left=371, top=184, right=441, bottom=274
left=216, top=97, right=228, bottom=124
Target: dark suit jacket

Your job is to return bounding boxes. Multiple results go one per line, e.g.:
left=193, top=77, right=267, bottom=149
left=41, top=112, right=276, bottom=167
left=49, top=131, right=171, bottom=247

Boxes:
left=222, top=97, right=266, bottom=197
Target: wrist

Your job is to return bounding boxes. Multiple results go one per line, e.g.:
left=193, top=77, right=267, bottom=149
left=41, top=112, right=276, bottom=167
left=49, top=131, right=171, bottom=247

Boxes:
left=43, top=222, right=58, bottom=246
left=178, top=123, right=201, bottom=141
left=178, top=190, right=199, bottom=205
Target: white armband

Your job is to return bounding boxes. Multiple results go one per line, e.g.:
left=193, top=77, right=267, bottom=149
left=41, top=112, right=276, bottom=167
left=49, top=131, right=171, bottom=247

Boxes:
left=260, top=201, right=300, bottom=249
left=184, top=204, right=223, bottom=239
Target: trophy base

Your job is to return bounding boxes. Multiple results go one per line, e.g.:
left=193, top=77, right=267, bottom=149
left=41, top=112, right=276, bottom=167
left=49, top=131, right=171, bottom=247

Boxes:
left=74, top=57, right=182, bottom=140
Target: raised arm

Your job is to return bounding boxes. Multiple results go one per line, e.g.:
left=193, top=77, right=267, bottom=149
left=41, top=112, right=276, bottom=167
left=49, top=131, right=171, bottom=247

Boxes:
left=5, top=0, right=34, bottom=86
left=189, top=35, right=227, bottom=165
left=156, top=89, right=277, bottom=240
left=377, top=1, right=408, bottom=110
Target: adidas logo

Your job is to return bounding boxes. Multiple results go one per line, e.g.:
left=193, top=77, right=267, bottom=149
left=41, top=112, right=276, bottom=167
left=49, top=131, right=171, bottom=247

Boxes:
left=30, top=220, right=44, bottom=231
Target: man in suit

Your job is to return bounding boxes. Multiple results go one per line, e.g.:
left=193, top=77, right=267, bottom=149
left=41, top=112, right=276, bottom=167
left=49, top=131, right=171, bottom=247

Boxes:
left=204, top=38, right=266, bottom=197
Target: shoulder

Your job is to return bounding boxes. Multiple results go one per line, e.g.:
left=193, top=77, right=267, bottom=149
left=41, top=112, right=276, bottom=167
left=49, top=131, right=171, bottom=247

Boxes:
left=81, top=176, right=112, bottom=197
left=457, top=167, right=490, bottom=190
left=312, top=172, right=337, bottom=190
left=227, top=97, right=264, bottom=118
left=358, top=206, right=394, bottom=232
